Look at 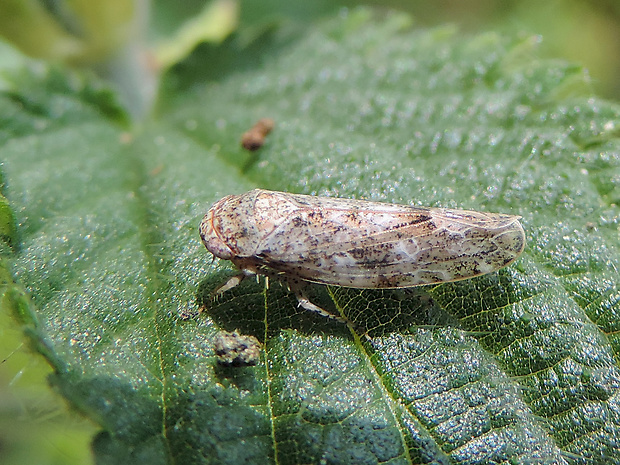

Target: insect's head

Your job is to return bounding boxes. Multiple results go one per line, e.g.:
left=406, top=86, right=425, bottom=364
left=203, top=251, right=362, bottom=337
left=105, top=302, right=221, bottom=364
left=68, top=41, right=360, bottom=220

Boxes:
left=199, top=207, right=234, bottom=260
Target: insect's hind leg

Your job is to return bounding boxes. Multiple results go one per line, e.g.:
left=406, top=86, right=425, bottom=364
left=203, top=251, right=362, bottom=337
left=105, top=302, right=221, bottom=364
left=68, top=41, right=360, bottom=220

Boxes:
left=288, top=279, right=353, bottom=327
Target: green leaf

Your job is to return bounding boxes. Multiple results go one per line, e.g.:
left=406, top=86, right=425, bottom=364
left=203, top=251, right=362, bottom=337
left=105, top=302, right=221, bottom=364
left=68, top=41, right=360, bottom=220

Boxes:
left=153, top=0, right=239, bottom=70
left=3, top=8, right=620, bottom=464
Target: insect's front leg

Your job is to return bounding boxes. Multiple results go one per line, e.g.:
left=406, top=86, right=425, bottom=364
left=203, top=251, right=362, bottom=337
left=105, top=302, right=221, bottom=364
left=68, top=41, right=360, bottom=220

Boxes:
left=214, top=262, right=280, bottom=297
left=214, top=269, right=254, bottom=295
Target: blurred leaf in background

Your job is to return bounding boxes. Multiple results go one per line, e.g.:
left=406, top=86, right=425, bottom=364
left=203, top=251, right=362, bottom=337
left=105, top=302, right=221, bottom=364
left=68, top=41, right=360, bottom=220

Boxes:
left=2, top=1, right=619, bottom=113
left=1, top=1, right=620, bottom=464
left=375, top=0, right=620, bottom=100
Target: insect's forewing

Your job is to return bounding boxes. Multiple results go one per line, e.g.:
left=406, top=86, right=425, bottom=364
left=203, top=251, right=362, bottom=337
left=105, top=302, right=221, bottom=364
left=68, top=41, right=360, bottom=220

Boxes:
left=253, top=191, right=525, bottom=288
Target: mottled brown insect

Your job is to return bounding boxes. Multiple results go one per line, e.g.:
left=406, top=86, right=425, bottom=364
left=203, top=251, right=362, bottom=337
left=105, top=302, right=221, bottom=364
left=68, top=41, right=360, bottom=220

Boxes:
left=200, top=189, right=525, bottom=323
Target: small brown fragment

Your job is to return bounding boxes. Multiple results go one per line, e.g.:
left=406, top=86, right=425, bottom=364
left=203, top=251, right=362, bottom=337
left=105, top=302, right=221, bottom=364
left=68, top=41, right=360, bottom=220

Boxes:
left=214, top=330, right=261, bottom=366
left=178, top=301, right=205, bottom=320
left=241, top=118, right=275, bottom=151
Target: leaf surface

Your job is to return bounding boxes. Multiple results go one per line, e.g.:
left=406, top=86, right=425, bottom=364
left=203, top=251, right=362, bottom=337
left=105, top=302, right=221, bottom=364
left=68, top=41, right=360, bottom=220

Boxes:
left=2, top=10, right=620, bottom=464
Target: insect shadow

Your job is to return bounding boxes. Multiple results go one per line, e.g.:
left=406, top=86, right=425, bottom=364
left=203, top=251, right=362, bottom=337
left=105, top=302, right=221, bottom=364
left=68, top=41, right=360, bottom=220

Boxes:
left=195, top=269, right=458, bottom=340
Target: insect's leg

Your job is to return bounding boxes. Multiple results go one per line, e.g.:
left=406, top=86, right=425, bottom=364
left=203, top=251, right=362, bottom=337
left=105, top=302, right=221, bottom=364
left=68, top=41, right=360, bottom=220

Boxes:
left=214, top=269, right=254, bottom=295
left=288, top=279, right=351, bottom=326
